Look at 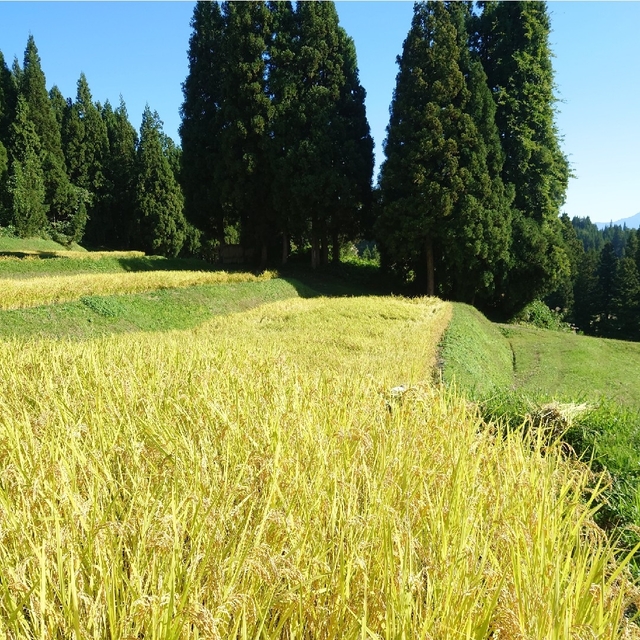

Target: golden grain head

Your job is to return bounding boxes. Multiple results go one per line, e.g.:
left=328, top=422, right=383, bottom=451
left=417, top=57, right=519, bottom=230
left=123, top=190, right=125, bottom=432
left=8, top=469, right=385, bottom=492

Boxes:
left=0, top=294, right=636, bottom=638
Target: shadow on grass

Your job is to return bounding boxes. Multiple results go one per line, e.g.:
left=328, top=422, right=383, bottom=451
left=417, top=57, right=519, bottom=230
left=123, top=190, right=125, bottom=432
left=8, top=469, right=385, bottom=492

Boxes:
left=278, top=262, right=399, bottom=299
left=115, top=256, right=226, bottom=272
left=0, top=250, right=66, bottom=259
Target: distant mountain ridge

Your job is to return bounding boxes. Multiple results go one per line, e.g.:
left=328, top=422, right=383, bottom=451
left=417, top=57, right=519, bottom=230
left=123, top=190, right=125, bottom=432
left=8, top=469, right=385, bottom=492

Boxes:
left=595, top=212, right=640, bottom=230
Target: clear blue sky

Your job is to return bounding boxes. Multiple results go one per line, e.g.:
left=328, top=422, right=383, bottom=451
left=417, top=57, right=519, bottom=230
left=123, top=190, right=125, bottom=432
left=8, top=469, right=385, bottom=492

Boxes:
left=0, top=1, right=638, bottom=224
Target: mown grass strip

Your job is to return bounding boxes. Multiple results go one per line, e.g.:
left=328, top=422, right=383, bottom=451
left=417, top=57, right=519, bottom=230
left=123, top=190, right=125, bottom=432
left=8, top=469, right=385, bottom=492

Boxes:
left=0, top=236, right=86, bottom=253
left=501, top=324, right=640, bottom=410
left=0, top=296, right=636, bottom=637
left=439, top=303, right=514, bottom=394
left=0, top=269, right=277, bottom=310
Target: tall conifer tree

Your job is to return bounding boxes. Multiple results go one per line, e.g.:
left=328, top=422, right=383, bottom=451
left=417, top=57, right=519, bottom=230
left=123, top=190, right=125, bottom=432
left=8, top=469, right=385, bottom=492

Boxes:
left=63, top=73, right=109, bottom=245
left=180, top=1, right=227, bottom=244
left=7, top=96, right=48, bottom=236
left=288, top=0, right=346, bottom=267
left=377, top=1, right=511, bottom=301
left=326, top=26, right=374, bottom=263
left=476, top=1, right=570, bottom=312
left=219, top=0, right=274, bottom=267
left=19, top=36, right=79, bottom=239
left=134, top=106, right=187, bottom=257
left=101, top=97, right=138, bottom=248
left=0, top=51, right=12, bottom=223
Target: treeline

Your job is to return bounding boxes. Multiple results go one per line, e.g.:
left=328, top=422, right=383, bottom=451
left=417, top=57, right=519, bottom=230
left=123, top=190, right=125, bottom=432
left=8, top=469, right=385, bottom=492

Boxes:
left=0, top=37, right=190, bottom=255
left=376, top=1, right=570, bottom=317
left=180, top=1, right=373, bottom=268
left=0, top=1, right=374, bottom=268
left=548, top=217, right=640, bottom=341
left=5, top=0, right=636, bottom=333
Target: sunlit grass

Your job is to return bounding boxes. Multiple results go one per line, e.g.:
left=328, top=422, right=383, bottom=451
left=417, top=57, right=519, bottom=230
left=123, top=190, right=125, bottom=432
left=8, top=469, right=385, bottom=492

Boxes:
left=0, top=269, right=277, bottom=310
left=0, top=249, right=144, bottom=260
left=0, top=296, right=638, bottom=637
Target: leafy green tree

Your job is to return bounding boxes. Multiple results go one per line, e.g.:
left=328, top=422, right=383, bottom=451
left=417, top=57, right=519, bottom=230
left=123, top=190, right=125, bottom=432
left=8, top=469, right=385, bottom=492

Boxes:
left=596, top=241, right=618, bottom=336
left=0, top=51, right=15, bottom=224
left=572, top=216, right=604, bottom=253
left=325, top=26, right=374, bottom=264
left=268, top=0, right=305, bottom=263
left=377, top=1, right=511, bottom=301
left=180, top=0, right=227, bottom=244
left=20, top=37, right=63, bottom=164
left=546, top=213, right=584, bottom=315
left=290, top=0, right=347, bottom=267
left=18, top=36, right=81, bottom=240
left=572, top=250, right=599, bottom=334
left=475, top=1, right=570, bottom=312
left=134, top=106, right=187, bottom=257
left=7, top=96, right=48, bottom=236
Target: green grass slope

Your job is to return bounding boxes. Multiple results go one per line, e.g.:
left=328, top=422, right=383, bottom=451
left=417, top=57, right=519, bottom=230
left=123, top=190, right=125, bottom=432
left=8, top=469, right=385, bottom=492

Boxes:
left=0, top=250, right=322, bottom=338
left=441, top=302, right=640, bottom=565
left=0, top=279, right=304, bottom=339
left=504, top=324, right=640, bottom=410
left=0, top=236, right=86, bottom=253
left=438, top=303, right=514, bottom=394
left=442, top=303, right=640, bottom=410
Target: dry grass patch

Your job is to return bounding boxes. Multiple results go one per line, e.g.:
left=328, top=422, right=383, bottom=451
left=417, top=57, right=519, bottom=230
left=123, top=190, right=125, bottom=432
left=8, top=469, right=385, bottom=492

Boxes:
left=0, top=269, right=276, bottom=309
left=0, top=296, right=638, bottom=638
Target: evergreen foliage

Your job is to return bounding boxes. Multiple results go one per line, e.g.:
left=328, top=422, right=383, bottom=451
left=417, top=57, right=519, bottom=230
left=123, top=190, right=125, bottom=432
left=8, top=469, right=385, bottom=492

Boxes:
left=134, top=106, right=187, bottom=257
left=180, top=0, right=372, bottom=267
left=7, top=96, right=48, bottom=236
left=612, top=257, right=640, bottom=340
left=219, top=0, right=274, bottom=267
left=476, top=1, right=570, bottom=312
left=101, top=98, right=138, bottom=248
left=19, top=37, right=80, bottom=241
left=326, top=27, right=374, bottom=263
left=377, top=1, right=510, bottom=302
left=179, top=0, right=227, bottom=243
left=57, top=73, right=108, bottom=247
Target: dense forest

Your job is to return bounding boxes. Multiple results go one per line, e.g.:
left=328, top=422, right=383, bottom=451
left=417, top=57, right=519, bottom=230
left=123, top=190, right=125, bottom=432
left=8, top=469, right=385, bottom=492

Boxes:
left=0, top=0, right=638, bottom=339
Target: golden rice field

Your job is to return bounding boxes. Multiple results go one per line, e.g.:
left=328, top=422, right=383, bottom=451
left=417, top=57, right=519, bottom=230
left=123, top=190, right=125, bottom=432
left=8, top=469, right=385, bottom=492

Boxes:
left=1, top=293, right=639, bottom=638
left=0, top=269, right=276, bottom=310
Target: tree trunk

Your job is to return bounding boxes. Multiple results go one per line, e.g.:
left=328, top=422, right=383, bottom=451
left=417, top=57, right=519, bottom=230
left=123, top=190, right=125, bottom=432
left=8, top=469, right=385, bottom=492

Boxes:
left=426, top=236, right=435, bottom=297
left=281, top=233, right=288, bottom=265
left=321, top=232, right=329, bottom=266
left=260, top=242, right=267, bottom=271
left=332, top=229, right=340, bottom=264
left=311, top=217, right=319, bottom=269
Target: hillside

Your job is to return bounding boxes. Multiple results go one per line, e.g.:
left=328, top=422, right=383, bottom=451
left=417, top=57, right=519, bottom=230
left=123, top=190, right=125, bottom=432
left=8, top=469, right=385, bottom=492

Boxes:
left=1, top=250, right=638, bottom=637
left=596, top=211, right=640, bottom=230
left=441, top=303, right=640, bottom=569
left=441, top=303, right=640, bottom=410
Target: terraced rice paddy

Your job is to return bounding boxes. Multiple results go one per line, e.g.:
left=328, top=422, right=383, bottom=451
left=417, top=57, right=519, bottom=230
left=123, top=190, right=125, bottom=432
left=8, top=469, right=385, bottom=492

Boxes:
left=0, top=252, right=639, bottom=638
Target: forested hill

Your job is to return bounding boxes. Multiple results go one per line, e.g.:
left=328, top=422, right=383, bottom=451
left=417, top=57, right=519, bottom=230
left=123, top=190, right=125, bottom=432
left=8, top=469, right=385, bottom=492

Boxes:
left=3, top=1, right=634, bottom=329
left=542, top=216, right=640, bottom=342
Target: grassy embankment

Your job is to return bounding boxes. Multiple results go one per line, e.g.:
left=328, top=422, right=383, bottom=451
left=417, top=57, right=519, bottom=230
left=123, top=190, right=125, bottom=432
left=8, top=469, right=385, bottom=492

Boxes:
left=441, top=303, right=640, bottom=550
left=0, top=252, right=304, bottom=338
left=1, top=247, right=640, bottom=636
left=0, top=235, right=87, bottom=254
left=3, top=293, right=640, bottom=636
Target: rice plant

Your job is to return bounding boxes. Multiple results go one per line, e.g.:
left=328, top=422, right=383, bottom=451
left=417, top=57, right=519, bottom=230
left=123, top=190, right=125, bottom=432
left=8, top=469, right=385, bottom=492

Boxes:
left=0, top=270, right=276, bottom=310
left=0, top=296, right=638, bottom=638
